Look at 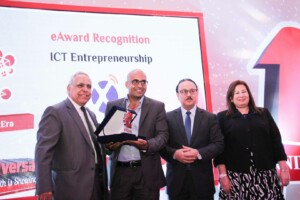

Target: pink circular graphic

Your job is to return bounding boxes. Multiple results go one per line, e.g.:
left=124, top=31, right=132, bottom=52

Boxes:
left=0, top=50, right=16, bottom=79
left=4, top=55, right=15, bottom=66
left=1, top=88, right=12, bottom=100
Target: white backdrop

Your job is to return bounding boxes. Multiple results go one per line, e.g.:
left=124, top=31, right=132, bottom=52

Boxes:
left=0, top=6, right=208, bottom=199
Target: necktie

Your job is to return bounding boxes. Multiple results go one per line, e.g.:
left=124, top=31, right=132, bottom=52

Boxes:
left=185, top=111, right=192, bottom=144
left=81, top=106, right=102, bottom=167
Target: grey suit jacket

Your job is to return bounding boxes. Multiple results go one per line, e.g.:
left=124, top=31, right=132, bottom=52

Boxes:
left=160, top=107, right=224, bottom=197
left=35, top=98, right=108, bottom=200
left=105, top=96, right=168, bottom=190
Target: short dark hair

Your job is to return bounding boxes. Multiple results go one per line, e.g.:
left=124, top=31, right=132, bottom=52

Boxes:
left=176, top=78, right=198, bottom=93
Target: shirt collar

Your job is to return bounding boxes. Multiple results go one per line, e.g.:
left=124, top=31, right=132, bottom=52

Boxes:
left=68, top=97, right=82, bottom=110
left=181, top=105, right=196, bottom=115
left=125, top=95, right=144, bottom=107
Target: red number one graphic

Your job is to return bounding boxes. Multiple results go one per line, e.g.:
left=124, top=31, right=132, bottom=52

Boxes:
left=254, top=27, right=300, bottom=181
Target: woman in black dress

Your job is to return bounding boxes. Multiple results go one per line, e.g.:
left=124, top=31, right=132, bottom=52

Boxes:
left=214, top=80, right=290, bottom=199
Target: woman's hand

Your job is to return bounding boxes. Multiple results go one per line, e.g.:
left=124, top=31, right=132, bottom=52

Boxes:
left=278, top=160, right=290, bottom=186
left=219, top=175, right=231, bottom=194
left=279, top=169, right=290, bottom=186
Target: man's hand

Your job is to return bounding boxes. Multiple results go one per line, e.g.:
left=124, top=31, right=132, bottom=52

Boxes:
left=124, top=139, right=148, bottom=150
left=105, top=141, right=123, bottom=151
left=173, top=146, right=199, bottom=164
left=38, top=192, right=52, bottom=200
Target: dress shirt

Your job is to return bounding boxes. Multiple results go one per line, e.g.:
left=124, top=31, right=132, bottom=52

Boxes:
left=68, top=97, right=98, bottom=163
left=181, top=105, right=196, bottom=136
left=117, top=96, right=144, bottom=162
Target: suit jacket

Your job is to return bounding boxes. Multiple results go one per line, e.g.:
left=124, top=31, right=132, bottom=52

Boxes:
left=35, top=98, right=108, bottom=200
left=105, top=96, right=168, bottom=190
left=160, top=107, right=224, bottom=197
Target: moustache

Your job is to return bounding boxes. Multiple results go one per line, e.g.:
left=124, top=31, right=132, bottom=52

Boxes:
left=186, top=97, right=193, bottom=100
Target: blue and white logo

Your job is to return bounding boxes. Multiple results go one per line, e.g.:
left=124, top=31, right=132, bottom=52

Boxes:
left=92, top=75, right=118, bottom=113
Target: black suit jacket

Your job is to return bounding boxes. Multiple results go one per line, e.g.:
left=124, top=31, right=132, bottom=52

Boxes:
left=160, top=107, right=224, bottom=197
left=105, top=96, right=169, bottom=190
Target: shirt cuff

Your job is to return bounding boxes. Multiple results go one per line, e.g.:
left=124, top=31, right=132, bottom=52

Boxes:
left=197, top=152, right=202, bottom=160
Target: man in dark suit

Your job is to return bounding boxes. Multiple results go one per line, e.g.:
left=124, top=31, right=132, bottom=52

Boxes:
left=35, top=72, right=108, bottom=200
left=160, top=78, right=224, bottom=200
left=105, top=69, right=168, bottom=200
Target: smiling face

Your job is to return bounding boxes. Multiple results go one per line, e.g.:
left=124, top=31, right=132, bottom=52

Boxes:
left=126, top=69, right=147, bottom=100
left=67, top=73, right=92, bottom=106
left=177, top=80, right=198, bottom=110
left=231, top=84, right=249, bottom=109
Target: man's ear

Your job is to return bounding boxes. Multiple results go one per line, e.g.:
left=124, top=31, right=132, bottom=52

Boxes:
left=125, top=81, right=130, bottom=89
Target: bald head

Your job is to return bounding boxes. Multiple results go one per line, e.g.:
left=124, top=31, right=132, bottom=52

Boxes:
left=127, top=69, right=147, bottom=81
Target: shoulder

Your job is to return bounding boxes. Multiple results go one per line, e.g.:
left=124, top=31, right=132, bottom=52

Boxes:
left=216, top=110, right=229, bottom=121
left=259, top=107, right=268, bottom=113
left=107, top=98, right=124, bottom=105
left=105, top=98, right=125, bottom=114
left=196, top=107, right=216, bottom=117
left=167, top=107, right=180, bottom=115
left=217, top=110, right=228, bottom=116
left=40, top=100, right=68, bottom=119
left=106, top=98, right=125, bottom=108
left=143, top=96, right=164, bottom=107
left=144, top=96, right=163, bottom=104
left=258, top=107, right=272, bottom=119
left=46, top=99, right=68, bottom=111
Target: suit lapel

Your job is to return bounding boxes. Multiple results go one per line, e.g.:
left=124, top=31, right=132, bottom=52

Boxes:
left=190, top=107, right=202, bottom=145
left=86, top=108, right=97, bottom=129
left=174, top=108, right=189, bottom=145
left=139, top=97, right=149, bottom=127
left=65, top=99, right=94, bottom=149
left=135, top=97, right=149, bottom=139
left=119, top=98, right=126, bottom=108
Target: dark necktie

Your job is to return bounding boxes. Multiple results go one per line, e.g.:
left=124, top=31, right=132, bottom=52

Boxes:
left=81, top=106, right=102, bottom=167
left=185, top=111, right=192, bottom=144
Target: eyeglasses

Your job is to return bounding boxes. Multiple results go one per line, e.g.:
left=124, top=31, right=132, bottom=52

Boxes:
left=131, top=79, right=148, bottom=86
left=179, top=89, right=198, bottom=95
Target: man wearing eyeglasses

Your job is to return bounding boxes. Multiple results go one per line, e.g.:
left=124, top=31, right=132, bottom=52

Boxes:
left=105, top=69, right=168, bottom=200
left=160, top=78, right=224, bottom=200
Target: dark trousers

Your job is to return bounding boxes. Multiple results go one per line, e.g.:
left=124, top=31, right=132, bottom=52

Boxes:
left=168, top=171, right=213, bottom=200
left=92, top=165, right=105, bottom=200
left=110, top=166, right=159, bottom=200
